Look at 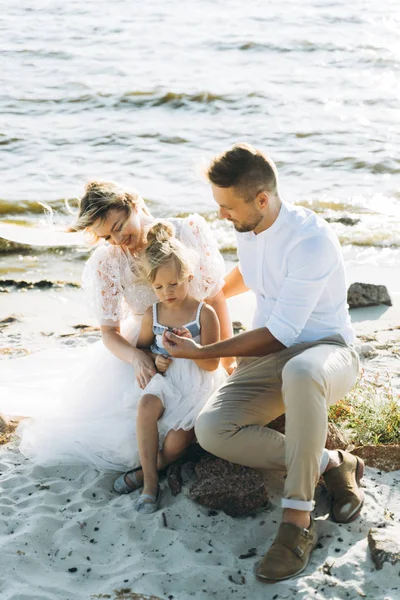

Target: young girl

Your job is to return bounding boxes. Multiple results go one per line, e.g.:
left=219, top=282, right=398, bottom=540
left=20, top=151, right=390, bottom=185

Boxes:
left=113, top=221, right=226, bottom=514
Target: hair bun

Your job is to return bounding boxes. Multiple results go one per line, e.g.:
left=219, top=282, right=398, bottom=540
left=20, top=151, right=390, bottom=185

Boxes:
left=146, top=221, right=175, bottom=245
left=85, top=180, right=104, bottom=193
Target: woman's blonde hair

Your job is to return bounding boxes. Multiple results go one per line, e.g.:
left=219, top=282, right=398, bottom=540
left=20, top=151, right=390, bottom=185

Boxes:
left=69, top=180, right=148, bottom=240
left=141, top=221, right=197, bottom=283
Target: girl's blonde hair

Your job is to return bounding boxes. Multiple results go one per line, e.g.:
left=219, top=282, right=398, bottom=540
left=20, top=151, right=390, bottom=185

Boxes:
left=141, top=221, right=197, bottom=283
left=69, top=180, right=148, bottom=240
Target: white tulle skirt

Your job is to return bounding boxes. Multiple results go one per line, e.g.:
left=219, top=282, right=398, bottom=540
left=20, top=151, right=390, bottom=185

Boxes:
left=0, top=321, right=225, bottom=472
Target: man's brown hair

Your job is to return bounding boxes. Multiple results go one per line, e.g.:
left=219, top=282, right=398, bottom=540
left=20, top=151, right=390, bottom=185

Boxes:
left=206, top=142, right=278, bottom=202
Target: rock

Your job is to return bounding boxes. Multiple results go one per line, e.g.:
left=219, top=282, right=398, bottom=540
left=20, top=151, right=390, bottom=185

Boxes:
left=189, top=456, right=269, bottom=517
left=268, top=414, right=286, bottom=434
left=166, top=462, right=183, bottom=496
left=352, top=445, right=400, bottom=472
left=325, top=422, right=350, bottom=450
left=232, top=320, right=246, bottom=334
left=325, top=216, right=361, bottom=227
left=368, top=524, right=400, bottom=569
left=347, top=282, right=392, bottom=309
left=0, top=315, right=21, bottom=326
left=268, top=415, right=349, bottom=450
left=356, top=343, right=378, bottom=359
left=0, top=417, right=7, bottom=434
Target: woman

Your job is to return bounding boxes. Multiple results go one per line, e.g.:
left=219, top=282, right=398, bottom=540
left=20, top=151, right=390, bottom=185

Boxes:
left=0, top=181, right=233, bottom=488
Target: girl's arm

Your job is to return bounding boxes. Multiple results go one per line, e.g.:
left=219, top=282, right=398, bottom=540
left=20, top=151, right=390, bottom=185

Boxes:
left=193, top=304, right=220, bottom=372
left=137, top=308, right=172, bottom=374
left=206, top=290, right=235, bottom=374
left=136, top=307, right=156, bottom=350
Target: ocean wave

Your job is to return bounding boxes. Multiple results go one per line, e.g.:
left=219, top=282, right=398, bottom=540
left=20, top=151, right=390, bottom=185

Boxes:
left=1, top=89, right=238, bottom=113
left=0, top=279, right=81, bottom=290
left=320, top=157, right=400, bottom=175
left=0, top=198, right=74, bottom=216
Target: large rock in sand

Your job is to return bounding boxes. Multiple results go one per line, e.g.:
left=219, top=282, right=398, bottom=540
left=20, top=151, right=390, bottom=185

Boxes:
left=189, top=456, right=269, bottom=517
left=347, top=282, right=392, bottom=309
left=268, top=415, right=349, bottom=450
left=352, top=445, right=400, bottom=472
left=368, top=524, right=400, bottom=569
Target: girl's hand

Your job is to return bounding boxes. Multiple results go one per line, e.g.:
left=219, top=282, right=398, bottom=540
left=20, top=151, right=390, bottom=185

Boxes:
left=155, top=354, right=172, bottom=373
left=171, top=327, right=192, bottom=339
left=131, top=349, right=157, bottom=389
left=162, top=330, right=201, bottom=359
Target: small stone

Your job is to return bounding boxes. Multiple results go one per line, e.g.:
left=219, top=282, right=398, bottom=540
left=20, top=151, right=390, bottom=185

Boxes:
left=68, top=567, right=78, bottom=573
left=368, top=525, right=400, bottom=569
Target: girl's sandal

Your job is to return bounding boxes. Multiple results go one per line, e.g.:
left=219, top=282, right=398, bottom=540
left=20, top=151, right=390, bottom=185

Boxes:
left=113, top=467, right=143, bottom=494
left=135, top=486, right=161, bottom=514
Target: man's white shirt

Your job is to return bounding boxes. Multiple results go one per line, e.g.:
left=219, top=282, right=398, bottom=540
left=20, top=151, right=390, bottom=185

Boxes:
left=236, top=201, right=355, bottom=347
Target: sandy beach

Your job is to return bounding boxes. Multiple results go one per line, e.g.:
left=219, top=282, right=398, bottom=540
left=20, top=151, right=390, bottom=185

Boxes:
left=0, top=284, right=399, bottom=600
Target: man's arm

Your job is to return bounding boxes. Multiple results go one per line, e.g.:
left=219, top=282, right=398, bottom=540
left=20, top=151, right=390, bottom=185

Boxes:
left=163, top=326, right=285, bottom=360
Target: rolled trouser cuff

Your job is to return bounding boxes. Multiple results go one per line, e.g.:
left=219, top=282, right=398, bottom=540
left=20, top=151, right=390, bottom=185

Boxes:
left=320, top=448, right=330, bottom=475
left=281, top=498, right=315, bottom=511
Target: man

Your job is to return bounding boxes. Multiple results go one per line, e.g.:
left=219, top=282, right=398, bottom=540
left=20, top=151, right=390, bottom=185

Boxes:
left=163, top=143, right=363, bottom=583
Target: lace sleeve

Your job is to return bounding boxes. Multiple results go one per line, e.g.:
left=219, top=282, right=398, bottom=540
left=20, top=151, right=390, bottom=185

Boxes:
left=178, top=214, right=226, bottom=300
left=82, top=245, right=128, bottom=325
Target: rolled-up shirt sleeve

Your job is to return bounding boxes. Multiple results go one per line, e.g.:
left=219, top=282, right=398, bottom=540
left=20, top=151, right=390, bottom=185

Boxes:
left=266, top=235, right=340, bottom=347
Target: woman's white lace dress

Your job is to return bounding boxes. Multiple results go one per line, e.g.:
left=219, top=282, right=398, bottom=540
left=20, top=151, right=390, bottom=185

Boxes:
left=0, top=215, right=226, bottom=471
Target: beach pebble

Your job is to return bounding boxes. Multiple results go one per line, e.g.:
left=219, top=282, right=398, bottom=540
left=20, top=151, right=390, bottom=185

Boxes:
left=356, top=343, right=379, bottom=359
left=368, top=524, right=400, bottom=569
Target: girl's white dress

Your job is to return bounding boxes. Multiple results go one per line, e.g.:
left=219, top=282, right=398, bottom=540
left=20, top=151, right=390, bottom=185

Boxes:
left=137, top=301, right=225, bottom=459
left=0, top=215, right=226, bottom=471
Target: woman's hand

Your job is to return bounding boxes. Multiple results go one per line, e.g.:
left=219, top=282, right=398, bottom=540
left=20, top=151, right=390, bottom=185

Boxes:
left=155, top=354, right=172, bottom=373
left=131, top=349, right=157, bottom=389
left=162, top=330, right=201, bottom=359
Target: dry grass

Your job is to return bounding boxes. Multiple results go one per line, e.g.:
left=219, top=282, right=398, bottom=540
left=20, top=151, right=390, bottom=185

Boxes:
left=0, top=419, right=18, bottom=445
left=329, top=369, right=400, bottom=446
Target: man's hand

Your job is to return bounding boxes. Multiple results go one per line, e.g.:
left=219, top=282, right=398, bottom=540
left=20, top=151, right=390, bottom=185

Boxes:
left=162, top=330, right=202, bottom=359
left=155, top=354, right=172, bottom=373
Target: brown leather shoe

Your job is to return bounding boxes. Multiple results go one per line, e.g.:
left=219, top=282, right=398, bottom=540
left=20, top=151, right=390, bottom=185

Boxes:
left=256, top=517, right=318, bottom=583
left=323, top=450, right=365, bottom=523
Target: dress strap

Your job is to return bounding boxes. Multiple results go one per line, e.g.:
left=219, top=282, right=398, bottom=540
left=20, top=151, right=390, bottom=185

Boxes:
left=152, top=303, right=166, bottom=336
left=152, top=303, right=158, bottom=326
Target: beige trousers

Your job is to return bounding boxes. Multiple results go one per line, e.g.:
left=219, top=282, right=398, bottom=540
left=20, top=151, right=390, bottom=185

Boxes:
left=195, top=335, right=360, bottom=511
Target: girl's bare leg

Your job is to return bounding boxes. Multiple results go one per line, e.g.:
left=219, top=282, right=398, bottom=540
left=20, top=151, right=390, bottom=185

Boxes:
left=136, top=394, right=165, bottom=497
left=125, top=428, right=195, bottom=488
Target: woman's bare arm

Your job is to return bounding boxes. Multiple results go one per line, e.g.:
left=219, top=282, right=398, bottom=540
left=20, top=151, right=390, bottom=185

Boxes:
left=100, top=313, right=156, bottom=389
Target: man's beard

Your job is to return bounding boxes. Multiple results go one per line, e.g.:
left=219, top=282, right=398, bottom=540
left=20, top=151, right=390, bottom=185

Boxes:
left=232, top=211, right=263, bottom=233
